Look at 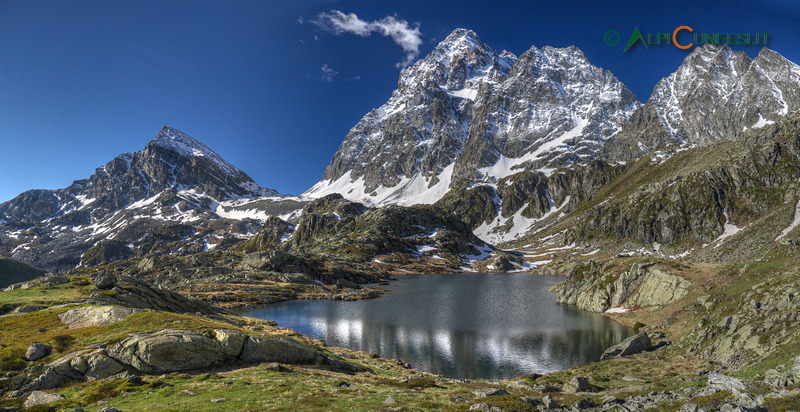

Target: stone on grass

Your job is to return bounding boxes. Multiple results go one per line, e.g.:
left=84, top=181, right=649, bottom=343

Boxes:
left=708, top=372, right=747, bottom=391
left=469, top=403, right=502, bottom=411
left=107, top=329, right=233, bottom=374
left=58, top=306, right=143, bottom=329
left=600, top=332, right=652, bottom=360
left=23, top=390, right=65, bottom=408
left=92, top=273, right=117, bottom=290
left=473, top=387, right=510, bottom=397
left=542, top=395, right=561, bottom=409
left=562, top=376, right=597, bottom=393
left=25, top=343, right=52, bottom=361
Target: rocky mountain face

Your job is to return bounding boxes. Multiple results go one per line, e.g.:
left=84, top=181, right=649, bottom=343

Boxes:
left=0, top=127, right=290, bottom=272
left=603, top=45, right=800, bottom=161
left=435, top=161, right=628, bottom=244
left=306, top=37, right=800, bottom=246
left=305, top=29, right=640, bottom=209
left=515, top=112, right=800, bottom=262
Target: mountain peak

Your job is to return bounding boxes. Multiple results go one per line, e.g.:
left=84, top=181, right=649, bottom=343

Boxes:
left=433, top=28, right=489, bottom=56
left=441, top=28, right=481, bottom=43
left=151, top=126, right=213, bottom=159
left=145, top=126, right=278, bottom=199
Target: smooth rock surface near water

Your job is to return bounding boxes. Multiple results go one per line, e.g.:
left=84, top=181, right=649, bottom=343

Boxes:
left=242, top=273, right=632, bottom=379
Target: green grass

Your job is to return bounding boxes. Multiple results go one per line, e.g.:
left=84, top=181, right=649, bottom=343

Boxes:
left=763, top=393, right=800, bottom=411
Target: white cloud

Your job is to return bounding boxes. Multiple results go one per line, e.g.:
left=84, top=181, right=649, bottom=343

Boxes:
left=321, top=64, right=338, bottom=82
left=314, top=10, right=423, bottom=68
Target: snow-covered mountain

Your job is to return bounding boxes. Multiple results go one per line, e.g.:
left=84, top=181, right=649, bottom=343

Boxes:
left=305, top=29, right=640, bottom=206
left=0, top=127, right=301, bottom=271
left=603, top=45, right=800, bottom=160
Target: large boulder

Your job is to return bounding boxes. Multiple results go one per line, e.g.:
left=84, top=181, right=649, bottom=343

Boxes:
left=240, top=336, right=319, bottom=364
left=107, top=328, right=244, bottom=374
left=25, top=343, right=52, bottom=361
left=92, top=272, right=118, bottom=290
left=601, top=332, right=653, bottom=360
left=23, top=350, right=95, bottom=391
left=58, top=306, right=144, bottom=329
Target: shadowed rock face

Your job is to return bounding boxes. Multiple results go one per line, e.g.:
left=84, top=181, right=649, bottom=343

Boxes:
left=601, top=332, right=652, bottom=360
left=0, top=127, right=278, bottom=272
left=275, top=193, right=490, bottom=260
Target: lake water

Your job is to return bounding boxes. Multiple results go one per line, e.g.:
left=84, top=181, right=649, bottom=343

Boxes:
left=241, top=273, right=632, bottom=379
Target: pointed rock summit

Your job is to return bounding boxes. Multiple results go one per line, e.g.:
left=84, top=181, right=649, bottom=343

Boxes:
left=0, top=127, right=279, bottom=271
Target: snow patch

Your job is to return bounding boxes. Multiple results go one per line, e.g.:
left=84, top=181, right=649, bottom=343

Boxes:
left=710, top=211, right=742, bottom=248
left=777, top=188, right=800, bottom=241
left=479, top=116, right=589, bottom=181
left=751, top=114, right=775, bottom=129
left=439, top=86, right=478, bottom=101
left=303, top=163, right=456, bottom=207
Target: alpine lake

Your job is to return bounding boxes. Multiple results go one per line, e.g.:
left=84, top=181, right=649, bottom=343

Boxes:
left=241, top=273, right=632, bottom=379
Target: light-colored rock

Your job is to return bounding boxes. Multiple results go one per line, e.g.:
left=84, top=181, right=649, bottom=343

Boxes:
left=532, top=383, right=561, bottom=393
left=213, top=329, right=247, bottom=358
left=708, top=372, right=747, bottom=391
left=557, top=261, right=691, bottom=312
left=469, top=403, right=502, bottom=411
left=23, top=350, right=93, bottom=391
left=23, top=390, right=65, bottom=408
left=108, top=329, right=231, bottom=374
left=573, top=397, right=597, bottom=409
left=624, top=264, right=691, bottom=307
left=240, top=336, right=318, bottom=364
left=58, top=306, right=143, bottom=329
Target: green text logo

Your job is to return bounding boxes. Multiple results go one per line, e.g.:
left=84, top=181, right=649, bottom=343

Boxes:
left=604, top=26, right=769, bottom=52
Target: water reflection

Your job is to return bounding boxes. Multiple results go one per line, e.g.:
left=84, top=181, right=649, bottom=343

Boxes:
left=242, top=273, right=632, bottom=379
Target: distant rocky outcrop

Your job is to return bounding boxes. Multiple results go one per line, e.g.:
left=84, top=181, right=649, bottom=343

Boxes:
left=553, top=260, right=691, bottom=313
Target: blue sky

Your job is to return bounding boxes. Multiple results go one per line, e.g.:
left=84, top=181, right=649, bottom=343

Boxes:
left=1, top=0, right=799, bottom=202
